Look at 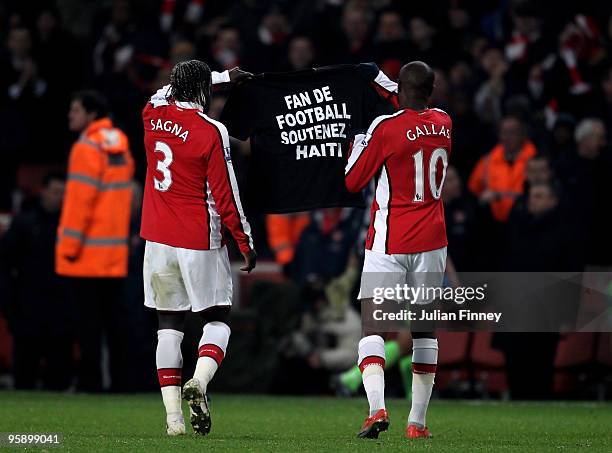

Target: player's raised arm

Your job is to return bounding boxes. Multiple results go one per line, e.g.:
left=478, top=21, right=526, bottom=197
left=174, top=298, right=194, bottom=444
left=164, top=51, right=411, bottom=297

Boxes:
left=345, top=113, right=401, bottom=192
left=357, top=62, right=399, bottom=109
left=203, top=116, right=256, bottom=267
left=149, top=68, right=251, bottom=108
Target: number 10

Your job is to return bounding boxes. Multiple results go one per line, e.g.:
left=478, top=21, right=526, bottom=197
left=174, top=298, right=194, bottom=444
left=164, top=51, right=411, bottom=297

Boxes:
left=412, top=148, right=448, bottom=202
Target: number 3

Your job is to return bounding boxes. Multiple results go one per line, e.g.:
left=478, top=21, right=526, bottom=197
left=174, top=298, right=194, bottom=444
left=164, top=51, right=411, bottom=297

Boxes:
left=413, top=148, right=448, bottom=202
left=154, top=141, right=173, bottom=192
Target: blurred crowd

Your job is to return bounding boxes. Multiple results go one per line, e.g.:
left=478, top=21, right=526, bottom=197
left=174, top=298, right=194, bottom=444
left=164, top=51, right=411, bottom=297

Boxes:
left=1, top=0, right=612, bottom=396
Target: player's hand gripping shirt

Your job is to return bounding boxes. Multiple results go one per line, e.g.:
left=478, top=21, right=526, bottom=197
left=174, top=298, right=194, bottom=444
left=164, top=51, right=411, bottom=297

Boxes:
left=140, top=85, right=253, bottom=253
left=345, top=108, right=452, bottom=254
left=220, top=64, right=394, bottom=213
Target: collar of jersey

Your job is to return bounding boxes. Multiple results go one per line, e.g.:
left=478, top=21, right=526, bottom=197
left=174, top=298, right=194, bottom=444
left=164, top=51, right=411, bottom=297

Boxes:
left=175, top=101, right=203, bottom=111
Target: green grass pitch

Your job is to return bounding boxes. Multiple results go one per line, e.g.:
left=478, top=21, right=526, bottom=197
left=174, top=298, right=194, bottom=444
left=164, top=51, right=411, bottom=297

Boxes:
left=0, top=392, right=611, bottom=452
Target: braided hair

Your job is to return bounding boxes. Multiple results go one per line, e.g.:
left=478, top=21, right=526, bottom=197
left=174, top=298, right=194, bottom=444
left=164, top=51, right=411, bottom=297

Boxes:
left=169, top=60, right=212, bottom=111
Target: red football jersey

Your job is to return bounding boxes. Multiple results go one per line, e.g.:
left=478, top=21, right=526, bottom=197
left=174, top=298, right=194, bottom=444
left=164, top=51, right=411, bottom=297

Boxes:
left=345, top=108, right=452, bottom=254
left=141, top=99, right=253, bottom=253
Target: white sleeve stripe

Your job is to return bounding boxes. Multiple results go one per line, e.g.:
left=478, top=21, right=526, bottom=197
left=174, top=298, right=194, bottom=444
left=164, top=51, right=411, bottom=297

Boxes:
left=198, top=112, right=253, bottom=248
left=374, top=71, right=398, bottom=93
left=149, top=84, right=171, bottom=107
left=212, top=70, right=230, bottom=85
left=226, top=160, right=254, bottom=248
left=345, top=135, right=367, bottom=174
left=345, top=111, right=405, bottom=175
left=198, top=112, right=231, bottom=148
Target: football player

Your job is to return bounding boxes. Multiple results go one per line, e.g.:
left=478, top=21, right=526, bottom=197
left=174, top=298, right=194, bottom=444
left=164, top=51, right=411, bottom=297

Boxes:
left=141, top=61, right=256, bottom=436
left=346, top=61, right=451, bottom=440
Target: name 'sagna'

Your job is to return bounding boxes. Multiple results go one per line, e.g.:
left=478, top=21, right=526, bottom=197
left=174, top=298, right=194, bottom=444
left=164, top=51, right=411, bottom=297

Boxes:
left=150, top=119, right=189, bottom=142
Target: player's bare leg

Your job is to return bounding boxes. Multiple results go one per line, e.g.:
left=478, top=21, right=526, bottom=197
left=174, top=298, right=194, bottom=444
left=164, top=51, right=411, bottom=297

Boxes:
left=183, top=306, right=231, bottom=436
left=406, top=329, right=437, bottom=439
left=156, top=311, right=187, bottom=436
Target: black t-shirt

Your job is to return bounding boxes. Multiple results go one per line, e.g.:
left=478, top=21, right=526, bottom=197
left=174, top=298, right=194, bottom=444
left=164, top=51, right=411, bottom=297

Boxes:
left=220, top=64, right=393, bottom=213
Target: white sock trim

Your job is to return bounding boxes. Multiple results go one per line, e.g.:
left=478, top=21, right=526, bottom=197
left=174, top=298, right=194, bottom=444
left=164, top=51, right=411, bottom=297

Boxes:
left=412, top=338, right=438, bottom=350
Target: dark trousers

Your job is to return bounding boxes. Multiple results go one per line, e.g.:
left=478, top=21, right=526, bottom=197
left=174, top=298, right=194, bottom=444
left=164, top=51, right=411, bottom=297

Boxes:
left=13, top=331, right=73, bottom=390
left=69, top=277, right=125, bottom=392
left=500, top=333, right=560, bottom=399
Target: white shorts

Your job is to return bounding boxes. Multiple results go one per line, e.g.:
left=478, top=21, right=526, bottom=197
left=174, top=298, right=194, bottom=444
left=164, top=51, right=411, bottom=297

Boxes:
left=358, top=247, right=447, bottom=303
left=143, top=241, right=232, bottom=312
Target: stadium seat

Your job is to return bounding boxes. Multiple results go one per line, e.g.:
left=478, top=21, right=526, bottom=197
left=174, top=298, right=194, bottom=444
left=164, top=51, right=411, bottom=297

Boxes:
left=435, top=332, right=470, bottom=395
left=470, top=332, right=504, bottom=368
left=437, top=331, right=470, bottom=366
left=0, top=315, right=12, bottom=371
left=555, top=333, right=596, bottom=368
left=469, top=332, right=507, bottom=396
left=554, top=333, right=597, bottom=395
left=596, top=332, right=612, bottom=367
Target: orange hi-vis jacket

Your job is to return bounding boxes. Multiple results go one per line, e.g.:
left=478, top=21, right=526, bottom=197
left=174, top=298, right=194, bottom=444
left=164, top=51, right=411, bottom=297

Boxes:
left=56, top=118, right=134, bottom=277
left=468, top=141, right=536, bottom=222
left=266, top=213, right=310, bottom=265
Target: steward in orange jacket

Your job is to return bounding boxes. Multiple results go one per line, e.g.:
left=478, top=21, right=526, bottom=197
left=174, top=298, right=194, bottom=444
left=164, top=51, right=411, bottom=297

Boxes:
left=56, top=95, right=134, bottom=277
left=468, top=116, right=536, bottom=222
left=266, top=213, right=310, bottom=265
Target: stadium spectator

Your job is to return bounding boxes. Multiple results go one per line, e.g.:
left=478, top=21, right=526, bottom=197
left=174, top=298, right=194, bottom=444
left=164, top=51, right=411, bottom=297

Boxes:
left=525, top=153, right=554, bottom=188
left=431, top=68, right=451, bottom=111
left=286, top=36, right=316, bottom=71
left=336, top=5, right=374, bottom=63
left=2, top=27, right=47, bottom=104
left=575, top=118, right=607, bottom=160
left=474, top=47, right=508, bottom=126
left=0, top=26, right=50, bottom=175
left=557, top=118, right=612, bottom=266
left=56, top=90, right=134, bottom=392
left=442, top=166, right=477, bottom=271
left=266, top=214, right=310, bottom=270
left=468, top=115, right=537, bottom=223
left=506, top=182, right=578, bottom=271
left=33, top=7, right=83, bottom=155
left=0, top=173, right=74, bottom=390
left=504, top=2, right=551, bottom=98
left=548, top=114, right=576, bottom=158
left=498, top=181, right=579, bottom=399
left=291, top=208, right=362, bottom=283
left=278, top=262, right=361, bottom=394
left=210, top=27, right=242, bottom=71
left=374, top=10, right=408, bottom=79
left=408, top=17, right=440, bottom=68
left=34, top=7, right=82, bottom=102
left=597, top=67, right=612, bottom=136
left=446, top=89, right=495, bottom=178
left=257, top=9, right=291, bottom=48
